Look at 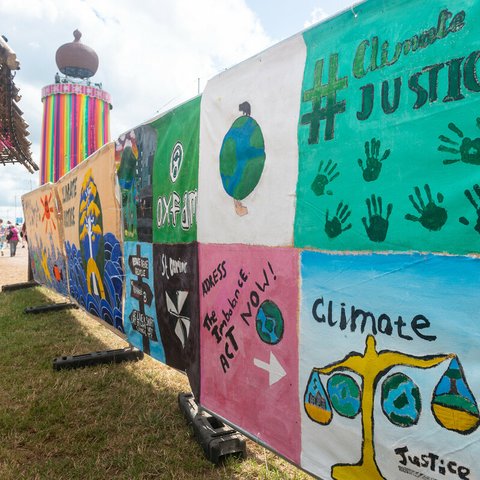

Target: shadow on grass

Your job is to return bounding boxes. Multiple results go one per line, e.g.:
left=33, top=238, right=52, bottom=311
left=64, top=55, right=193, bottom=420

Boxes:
left=0, top=287, right=309, bottom=480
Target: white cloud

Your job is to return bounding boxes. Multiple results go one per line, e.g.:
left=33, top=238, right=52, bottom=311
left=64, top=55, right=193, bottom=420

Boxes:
left=3, top=0, right=274, bottom=136
left=0, top=0, right=273, bottom=214
left=304, top=6, right=328, bottom=28
left=0, top=163, right=37, bottom=222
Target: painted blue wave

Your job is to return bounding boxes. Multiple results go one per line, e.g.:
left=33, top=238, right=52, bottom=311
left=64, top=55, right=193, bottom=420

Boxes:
left=65, top=232, right=124, bottom=332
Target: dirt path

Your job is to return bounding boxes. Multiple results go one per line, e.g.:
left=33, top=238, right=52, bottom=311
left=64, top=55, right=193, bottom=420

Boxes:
left=0, top=241, right=29, bottom=287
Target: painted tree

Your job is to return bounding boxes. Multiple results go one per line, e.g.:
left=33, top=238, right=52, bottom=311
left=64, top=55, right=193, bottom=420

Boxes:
left=117, top=144, right=138, bottom=240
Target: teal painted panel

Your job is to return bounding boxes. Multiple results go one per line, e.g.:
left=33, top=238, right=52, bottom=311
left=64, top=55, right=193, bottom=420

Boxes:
left=295, top=0, right=480, bottom=254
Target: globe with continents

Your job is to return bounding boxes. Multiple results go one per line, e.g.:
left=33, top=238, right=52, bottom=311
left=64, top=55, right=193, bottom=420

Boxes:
left=219, top=105, right=266, bottom=207
left=381, top=372, right=421, bottom=427
left=255, top=300, right=284, bottom=345
left=327, top=373, right=361, bottom=418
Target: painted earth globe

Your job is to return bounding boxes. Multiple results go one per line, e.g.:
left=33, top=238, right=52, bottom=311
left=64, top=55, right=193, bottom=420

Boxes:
left=219, top=115, right=266, bottom=200
left=255, top=300, right=284, bottom=345
left=327, top=373, right=361, bottom=418
left=381, top=372, right=421, bottom=427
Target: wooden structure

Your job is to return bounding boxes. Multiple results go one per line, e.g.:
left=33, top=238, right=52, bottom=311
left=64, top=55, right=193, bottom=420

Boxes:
left=0, top=35, right=38, bottom=173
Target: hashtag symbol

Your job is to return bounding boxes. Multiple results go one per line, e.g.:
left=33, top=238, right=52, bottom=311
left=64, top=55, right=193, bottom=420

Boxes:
left=301, top=54, right=348, bottom=143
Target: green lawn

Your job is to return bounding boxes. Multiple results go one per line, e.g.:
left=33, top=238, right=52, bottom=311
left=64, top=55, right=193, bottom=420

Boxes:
left=0, top=286, right=311, bottom=480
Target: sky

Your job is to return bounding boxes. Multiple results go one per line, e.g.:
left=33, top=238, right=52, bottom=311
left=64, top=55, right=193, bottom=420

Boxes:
left=0, top=0, right=357, bottom=222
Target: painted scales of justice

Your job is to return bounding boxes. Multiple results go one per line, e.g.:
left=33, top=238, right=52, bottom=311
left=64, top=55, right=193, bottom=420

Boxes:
left=305, top=335, right=478, bottom=480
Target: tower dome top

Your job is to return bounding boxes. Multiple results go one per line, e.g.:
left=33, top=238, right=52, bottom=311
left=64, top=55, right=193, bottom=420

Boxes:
left=55, top=30, right=99, bottom=79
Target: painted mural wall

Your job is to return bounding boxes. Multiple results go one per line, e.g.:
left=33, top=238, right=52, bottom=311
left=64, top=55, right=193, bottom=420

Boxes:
left=199, top=243, right=301, bottom=463
left=117, top=97, right=201, bottom=398
left=196, top=0, right=480, bottom=478
left=300, top=252, right=479, bottom=479
left=197, top=36, right=305, bottom=246
left=22, top=183, right=68, bottom=296
left=294, top=1, right=480, bottom=256
left=23, top=1, right=480, bottom=479
left=56, top=142, right=124, bottom=331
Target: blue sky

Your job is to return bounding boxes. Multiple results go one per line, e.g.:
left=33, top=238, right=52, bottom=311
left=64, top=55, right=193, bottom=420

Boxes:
left=246, top=0, right=355, bottom=40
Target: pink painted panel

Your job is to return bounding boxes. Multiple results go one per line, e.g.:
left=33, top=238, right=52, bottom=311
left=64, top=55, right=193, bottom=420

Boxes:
left=199, top=243, right=300, bottom=464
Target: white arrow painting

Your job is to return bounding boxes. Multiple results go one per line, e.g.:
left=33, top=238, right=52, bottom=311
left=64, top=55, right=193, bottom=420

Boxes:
left=253, top=351, right=287, bottom=386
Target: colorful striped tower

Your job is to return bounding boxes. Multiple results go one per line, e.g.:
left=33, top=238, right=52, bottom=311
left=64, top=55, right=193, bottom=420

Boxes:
left=40, top=30, right=112, bottom=184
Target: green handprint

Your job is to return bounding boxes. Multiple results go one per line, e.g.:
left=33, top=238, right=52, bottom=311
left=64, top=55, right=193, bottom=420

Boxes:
left=311, top=159, right=339, bottom=196
left=459, top=184, right=480, bottom=234
left=438, top=119, right=480, bottom=165
left=362, top=194, right=393, bottom=242
left=405, top=184, right=447, bottom=231
left=325, top=202, right=352, bottom=238
left=358, top=138, right=390, bottom=182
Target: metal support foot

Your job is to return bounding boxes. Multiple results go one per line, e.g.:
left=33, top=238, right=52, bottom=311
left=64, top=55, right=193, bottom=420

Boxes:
left=24, top=302, right=78, bottom=314
left=53, top=347, right=144, bottom=371
left=178, top=392, right=247, bottom=464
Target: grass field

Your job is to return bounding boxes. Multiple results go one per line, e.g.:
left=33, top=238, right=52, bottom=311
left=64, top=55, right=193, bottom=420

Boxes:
left=0, top=286, right=312, bottom=479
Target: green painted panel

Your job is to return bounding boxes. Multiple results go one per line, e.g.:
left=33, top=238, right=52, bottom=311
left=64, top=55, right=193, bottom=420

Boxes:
left=152, top=96, right=200, bottom=244
left=295, top=0, right=480, bottom=254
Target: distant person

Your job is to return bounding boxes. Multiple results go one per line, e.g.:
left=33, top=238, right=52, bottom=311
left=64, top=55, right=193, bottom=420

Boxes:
left=21, top=221, right=33, bottom=282
left=6, top=221, right=19, bottom=257
left=0, top=219, right=5, bottom=256
left=21, top=222, right=27, bottom=247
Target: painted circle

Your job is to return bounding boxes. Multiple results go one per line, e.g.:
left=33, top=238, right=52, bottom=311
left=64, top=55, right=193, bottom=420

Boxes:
left=255, top=300, right=284, bottom=345
left=381, top=372, right=421, bottom=427
left=327, top=374, right=361, bottom=418
left=219, top=115, right=266, bottom=200
left=170, top=142, right=183, bottom=182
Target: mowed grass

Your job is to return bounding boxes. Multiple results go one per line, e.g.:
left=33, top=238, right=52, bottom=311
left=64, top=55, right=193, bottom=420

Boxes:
left=0, top=286, right=312, bottom=480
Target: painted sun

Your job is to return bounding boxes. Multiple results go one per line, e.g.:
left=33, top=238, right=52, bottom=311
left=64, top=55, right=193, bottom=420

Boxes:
left=40, top=192, right=57, bottom=233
